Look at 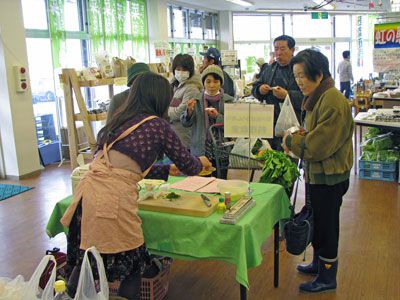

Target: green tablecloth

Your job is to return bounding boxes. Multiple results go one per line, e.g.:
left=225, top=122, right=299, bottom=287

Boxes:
left=46, top=177, right=290, bottom=289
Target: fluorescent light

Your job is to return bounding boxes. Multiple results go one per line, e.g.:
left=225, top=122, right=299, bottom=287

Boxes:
left=311, top=0, right=334, bottom=10
left=225, top=0, right=254, bottom=7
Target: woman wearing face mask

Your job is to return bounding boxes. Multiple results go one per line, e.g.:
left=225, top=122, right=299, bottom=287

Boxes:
left=168, top=54, right=202, bottom=149
left=181, top=65, right=234, bottom=178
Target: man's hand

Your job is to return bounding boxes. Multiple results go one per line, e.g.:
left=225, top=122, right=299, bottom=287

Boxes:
left=272, top=86, right=288, bottom=100
left=282, top=131, right=290, bottom=155
left=259, top=84, right=271, bottom=95
left=205, top=107, right=218, bottom=118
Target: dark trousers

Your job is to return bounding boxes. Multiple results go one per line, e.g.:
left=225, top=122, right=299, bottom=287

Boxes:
left=308, top=179, right=349, bottom=259
left=340, top=81, right=351, bottom=99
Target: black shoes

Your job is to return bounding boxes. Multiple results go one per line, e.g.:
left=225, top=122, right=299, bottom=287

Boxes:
left=297, top=251, right=319, bottom=275
left=299, top=257, right=338, bottom=293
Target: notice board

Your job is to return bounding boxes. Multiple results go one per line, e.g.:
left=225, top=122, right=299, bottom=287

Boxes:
left=373, top=22, right=400, bottom=72
left=224, top=103, right=274, bottom=138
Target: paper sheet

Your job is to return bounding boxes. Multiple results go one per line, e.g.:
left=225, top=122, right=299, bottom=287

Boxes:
left=169, top=176, right=216, bottom=192
left=197, top=179, right=227, bottom=193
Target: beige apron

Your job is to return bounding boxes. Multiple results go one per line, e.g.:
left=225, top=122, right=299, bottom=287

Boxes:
left=61, top=116, right=157, bottom=254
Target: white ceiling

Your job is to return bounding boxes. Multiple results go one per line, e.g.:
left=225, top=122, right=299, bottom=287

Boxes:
left=171, top=0, right=393, bottom=13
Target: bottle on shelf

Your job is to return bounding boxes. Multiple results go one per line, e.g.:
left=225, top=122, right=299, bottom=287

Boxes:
left=54, top=280, right=72, bottom=300
left=217, top=197, right=227, bottom=214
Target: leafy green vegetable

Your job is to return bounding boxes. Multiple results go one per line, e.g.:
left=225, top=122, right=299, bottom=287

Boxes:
left=258, top=150, right=300, bottom=196
left=164, top=192, right=181, bottom=201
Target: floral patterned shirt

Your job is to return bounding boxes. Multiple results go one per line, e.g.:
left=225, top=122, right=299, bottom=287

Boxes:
left=103, top=114, right=201, bottom=180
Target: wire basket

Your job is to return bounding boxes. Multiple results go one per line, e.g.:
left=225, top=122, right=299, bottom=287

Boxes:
left=108, top=258, right=172, bottom=300
left=209, top=124, right=264, bottom=180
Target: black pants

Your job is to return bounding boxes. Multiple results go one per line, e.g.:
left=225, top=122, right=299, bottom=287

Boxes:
left=340, top=81, right=351, bottom=99
left=308, top=179, right=349, bottom=259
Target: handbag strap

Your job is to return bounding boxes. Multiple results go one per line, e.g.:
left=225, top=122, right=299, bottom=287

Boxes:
left=289, top=135, right=307, bottom=218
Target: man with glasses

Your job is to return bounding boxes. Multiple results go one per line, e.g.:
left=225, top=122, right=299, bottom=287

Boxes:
left=252, top=35, right=302, bottom=150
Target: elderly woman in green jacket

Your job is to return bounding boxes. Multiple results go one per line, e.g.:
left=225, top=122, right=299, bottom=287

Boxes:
left=282, top=49, right=353, bottom=294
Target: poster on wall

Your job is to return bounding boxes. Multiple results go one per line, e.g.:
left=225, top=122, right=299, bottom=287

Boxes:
left=373, top=22, right=400, bottom=72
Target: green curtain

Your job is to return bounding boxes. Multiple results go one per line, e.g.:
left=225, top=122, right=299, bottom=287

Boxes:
left=129, top=0, right=148, bottom=61
left=48, top=0, right=66, bottom=68
left=88, top=0, right=128, bottom=56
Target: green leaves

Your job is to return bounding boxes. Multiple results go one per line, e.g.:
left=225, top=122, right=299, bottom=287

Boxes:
left=259, top=150, right=300, bottom=195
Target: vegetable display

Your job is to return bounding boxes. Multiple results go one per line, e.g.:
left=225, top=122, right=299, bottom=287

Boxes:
left=258, top=150, right=300, bottom=196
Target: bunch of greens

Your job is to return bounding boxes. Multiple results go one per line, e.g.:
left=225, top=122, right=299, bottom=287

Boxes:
left=259, top=150, right=300, bottom=195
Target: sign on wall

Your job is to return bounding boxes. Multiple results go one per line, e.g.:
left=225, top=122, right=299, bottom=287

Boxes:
left=373, top=22, right=400, bottom=72
left=221, top=50, right=238, bottom=66
left=224, top=103, right=274, bottom=138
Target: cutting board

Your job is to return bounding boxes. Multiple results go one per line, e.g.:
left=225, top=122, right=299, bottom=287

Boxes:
left=138, top=192, right=219, bottom=217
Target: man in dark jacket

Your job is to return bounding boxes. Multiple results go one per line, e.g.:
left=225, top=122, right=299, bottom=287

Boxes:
left=252, top=35, right=302, bottom=150
left=199, top=47, right=235, bottom=97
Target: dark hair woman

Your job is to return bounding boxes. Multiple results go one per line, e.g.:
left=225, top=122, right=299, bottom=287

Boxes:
left=282, top=49, right=354, bottom=294
left=61, top=72, right=212, bottom=300
left=181, top=65, right=234, bottom=179
left=168, top=54, right=202, bottom=149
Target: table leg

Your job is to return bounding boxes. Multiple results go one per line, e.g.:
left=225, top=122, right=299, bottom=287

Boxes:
left=240, top=284, right=247, bottom=300
left=274, top=222, right=279, bottom=287
left=354, top=125, right=358, bottom=175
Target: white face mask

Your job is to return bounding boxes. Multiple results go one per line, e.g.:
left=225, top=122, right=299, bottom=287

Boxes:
left=175, top=70, right=190, bottom=83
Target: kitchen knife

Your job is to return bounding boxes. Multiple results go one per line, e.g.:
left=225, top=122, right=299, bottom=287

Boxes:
left=201, top=194, right=212, bottom=207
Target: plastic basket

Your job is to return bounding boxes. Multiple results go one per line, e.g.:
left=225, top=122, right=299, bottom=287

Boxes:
left=359, top=159, right=398, bottom=172
left=108, top=259, right=172, bottom=300
left=359, top=168, right=398, bottom=182
left=140, top=260, right=171, bottom=300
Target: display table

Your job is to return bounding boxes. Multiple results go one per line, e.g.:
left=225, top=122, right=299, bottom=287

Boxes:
left=46, top=176, right=290, bottom=300
left=371, top=96, right=400, bottom=109
left=353, top=112, right=400, bottom=174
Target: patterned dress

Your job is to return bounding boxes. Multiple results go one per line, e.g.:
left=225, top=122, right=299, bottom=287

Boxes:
left=67, top=114, right=202, bottom=282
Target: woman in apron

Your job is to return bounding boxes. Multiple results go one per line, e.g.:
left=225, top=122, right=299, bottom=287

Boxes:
left=61, top=72, right=212, bottom=299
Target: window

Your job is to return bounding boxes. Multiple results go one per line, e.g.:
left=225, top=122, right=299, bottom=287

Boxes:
left=233, top=15, right=270, bottom=41
left=172, top=7, right=188, bottom=38
left=270, top=15, right=283, bottom=39
left=292, top=14, right=332, bottom=38
left=22, top=0, right=48, bottom=30
left=64, top=0, right=80, bottom=31
left=204, top=13, right=217, bottom=40
left=189, top=10, right=203, bottom=39
left=335, top=15, right=351, bottom=38
left=167, top=6, right=172, bottom=37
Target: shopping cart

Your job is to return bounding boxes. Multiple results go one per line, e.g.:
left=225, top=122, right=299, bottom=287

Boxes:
left=208, top=123, right=265, bottom=181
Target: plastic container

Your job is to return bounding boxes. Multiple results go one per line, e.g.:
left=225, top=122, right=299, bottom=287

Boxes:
left=217, top=198, right=227, bottom=214
left=71, top=163, right=90, bottom=193
left=217, top=180, right=249, bottom=202
left=54, top=280, right=72, bottom=299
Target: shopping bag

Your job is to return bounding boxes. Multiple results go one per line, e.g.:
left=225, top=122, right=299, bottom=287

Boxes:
left=74, top=246, right=109, bottom=300
left=22, top=255, right=57, bottom=300
left=111, top=57, right=125, bottom=78
left=39, top=247, right=68, bottom=290
left=0, top=275, right=26, bottom=300
left=275, top=94, right=300, bottom=137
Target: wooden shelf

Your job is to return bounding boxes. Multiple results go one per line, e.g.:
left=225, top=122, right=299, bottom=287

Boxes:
left=61, top=68, right=114, bottom=169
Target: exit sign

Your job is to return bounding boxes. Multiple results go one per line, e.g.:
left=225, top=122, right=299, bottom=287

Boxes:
left=311, top=12, right=328, bottom=19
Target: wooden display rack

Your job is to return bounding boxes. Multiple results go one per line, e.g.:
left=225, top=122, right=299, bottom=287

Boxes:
left=60, top=68, right=116, bottom=169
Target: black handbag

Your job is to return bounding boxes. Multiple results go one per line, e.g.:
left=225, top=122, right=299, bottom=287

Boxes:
left=283, top=138, right=314, bottom=256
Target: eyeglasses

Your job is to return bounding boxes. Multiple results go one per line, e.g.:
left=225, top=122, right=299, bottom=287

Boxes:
left=294, top=74, right=307, bottom=81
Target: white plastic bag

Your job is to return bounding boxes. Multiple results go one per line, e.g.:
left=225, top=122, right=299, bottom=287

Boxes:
left=275, top=94, right=300, bottom=137
left=21, top=255, right=56, bottom=300
left=74, top=246, right=109, bottom=300
left=0, top=275, right=26, bottom=300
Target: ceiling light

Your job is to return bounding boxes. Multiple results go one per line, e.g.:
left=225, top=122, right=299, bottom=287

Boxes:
left=311, top=0, right=335, bottom=10
left=225, top=0, right=254, bottom=7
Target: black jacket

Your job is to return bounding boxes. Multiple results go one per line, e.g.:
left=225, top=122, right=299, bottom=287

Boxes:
left=251, top=61, right=303, bottom=124
left=222, top=70, right=235, bottom=97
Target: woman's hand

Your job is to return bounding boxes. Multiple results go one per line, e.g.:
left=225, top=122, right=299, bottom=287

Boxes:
left=169, top=164, right=181, bottom=176
left=282, top=131, right=290, bottom=155
left=187, top=99, right=197, bottom=117
left=198, top=156, right=212, bottom=170
left=205, top=107, right=218, bottom=118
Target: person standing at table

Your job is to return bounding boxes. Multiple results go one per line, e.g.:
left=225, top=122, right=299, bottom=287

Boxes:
left=282, top=49, right=353, bottom=293
left=199, top=47, right=235, bottom=97
left=61, top=72, right=212, bottom=300
left=337, top=50, right=354, bottom=99
left=252, top=35, right=302, bottom=150
left=181, top=65, right=233, bottom=179
left=107, top=62, right=150, bottom=120
left=168, top=54, right=202, bottom=149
